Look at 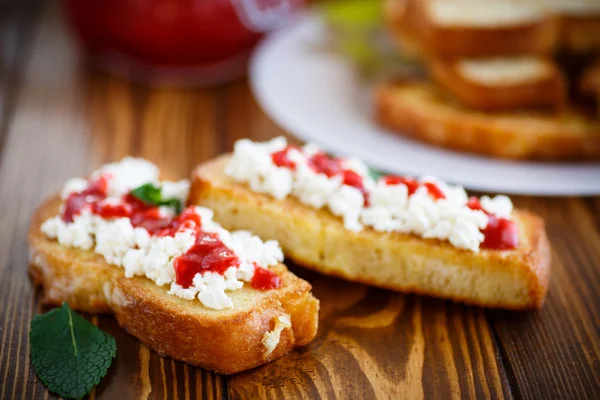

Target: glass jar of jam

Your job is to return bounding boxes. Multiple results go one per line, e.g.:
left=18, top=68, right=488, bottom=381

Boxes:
left=63, top=0, right=304, bottom=86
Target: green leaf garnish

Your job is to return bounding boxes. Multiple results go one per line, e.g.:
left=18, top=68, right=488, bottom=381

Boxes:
left=30, top=303, right=116, bottom=399
left=368, top=167, right=384, bottom=181
left=131, top=183, right=183, bottom=214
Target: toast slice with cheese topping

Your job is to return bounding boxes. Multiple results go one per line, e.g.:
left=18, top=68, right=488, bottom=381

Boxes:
left=552, top=0, right=600, bottom=54
left=426, top=57, right=566, bottom=111
left=190, top=156, right=551, bottom=310
left=376, top=79, right=600, bottom=160
left=385, top=0, right=559, bottom=59
left=29, top=196, right=319, bottom=374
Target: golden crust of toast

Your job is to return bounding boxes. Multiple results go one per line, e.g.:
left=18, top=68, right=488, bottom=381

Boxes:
left=558, top=14, right=600, bottom=54
left=191, top=156, right=551, bottom=310
left=385, top=0, right=559, bottom=59
left=426, top=57, right=566, bottom=111
left=28, top=196, right=319, bottom=375
left=384, top=0, right=424, bottom=59
left=375, top=80, right=600, bottom=160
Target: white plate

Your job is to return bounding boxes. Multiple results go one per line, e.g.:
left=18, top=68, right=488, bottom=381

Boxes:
left=250, top=14, right=600, bottom=196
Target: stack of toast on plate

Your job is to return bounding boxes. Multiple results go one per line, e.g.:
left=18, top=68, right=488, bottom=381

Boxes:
left=379, top=0, right=600, bottom=160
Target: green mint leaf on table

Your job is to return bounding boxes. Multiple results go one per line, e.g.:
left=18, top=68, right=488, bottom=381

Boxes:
left=30, top=303, right=116, bottom=399
left=131, top=183, right=183, bottom=214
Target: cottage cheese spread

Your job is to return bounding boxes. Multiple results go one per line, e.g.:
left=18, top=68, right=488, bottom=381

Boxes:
left=226, top=137, right=517, bottom=252
left=41, top=158, right=284, bottom=310
left=262, top=315, right=292, bottom=356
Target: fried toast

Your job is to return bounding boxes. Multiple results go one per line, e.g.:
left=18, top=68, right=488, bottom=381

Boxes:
left=29, top=196, right=319, bottom=374
left=376, top=80, right=600, bottom=160
left=426, top=57, right=566, bottom=111
left=385, top=0, right=559, bottom=59
left=191, top=156, right=551, bottom=310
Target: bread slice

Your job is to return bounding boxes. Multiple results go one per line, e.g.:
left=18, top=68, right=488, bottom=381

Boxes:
left=29, top=196, right=319, bottom=375
left=384, top=0, right=424, bottom=59
left=385, top=0, right=559, bottom=58
left=375, top=79, right=600, bottom=160
left=558, top=14, right=600, bottom=54
left=426, top=57, right=566, bottom=111
left=190, top=156, right=551, bottom=310
left=550, top=0, right=600, bottom=54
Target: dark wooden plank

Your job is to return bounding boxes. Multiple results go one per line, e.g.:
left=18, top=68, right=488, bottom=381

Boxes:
left=0, top=0, right=42, bottom=153
left=489, top=197, right=600, bottom=400
left=0, top=4, right=225, bottom=399
left=223, top=80, right=512, bottom=400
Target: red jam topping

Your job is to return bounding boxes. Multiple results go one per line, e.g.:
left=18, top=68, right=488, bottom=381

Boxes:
left=481, top=215, right=519, bottom=250
left=383, top=176, right=445, bottom=199
left=270, top=147, right=519, bottom=251
left=271, top=146, right=299, bottom=170
left=61, top=176, right=281, bottom=291
left=174, top=232, right=241, bottom=288
left=383, top=175, right=419, bottom=195
left=342, top=170, right=370, bottom=206
left=251, top=264, right=282, bottom=290
left=63, top=174, right=111, bottom=222
left=467, top=197, right=518, bottom=250
left=423, top=182, right=446, bottom=200
left=308, top=153, right=342, bottom=177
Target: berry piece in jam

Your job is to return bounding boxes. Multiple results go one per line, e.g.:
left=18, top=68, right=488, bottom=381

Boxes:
left=423, top=182, right=446, bottom=200
left=271, top=146, right=299, bottom=170
left=481, top=215, right=519, bottom=250
left=383, top=175, right=419, bottom=195
left=342, top=170, right=369, bottom=206
left=174, top=232, right=241, bottom=288
left=467, top=196, right=482, bottom=211
left=62, top=174, right=111, bottom=222
left=308, top=153, right=342, bottom=177
left=251, top=264, right=282, bottom=290
left=467, top=196, right=518, bottom=250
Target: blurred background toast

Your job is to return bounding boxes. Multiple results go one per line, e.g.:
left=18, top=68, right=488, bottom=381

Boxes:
left=380, top=0, right=600, bottom=160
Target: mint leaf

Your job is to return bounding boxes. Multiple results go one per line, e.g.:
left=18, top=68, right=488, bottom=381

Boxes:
left=30, top=303, right=116, bottom=399
left=131, top=183, right=182, bottom=214
left=368, top=168, right=384, bottom=181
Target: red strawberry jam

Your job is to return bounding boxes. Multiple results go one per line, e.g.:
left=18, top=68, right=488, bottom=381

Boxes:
left=308, top=153, right=342, bottom=177
left=467, top=197, right=518, bottom=250
left=174, top=232, right=241, bottom=288
left=271, top=146, right=299, bottom=170
left=62, top=173, right=111, bottom=222
left=383, top=176, right=446, bottom=199
left=60, top=174, right=282, bottom=290
left=251, top=264, right=282, bottom=290
left=342, top=170, right=369, bottom=206
left=383, top=175, right=420, bottom=195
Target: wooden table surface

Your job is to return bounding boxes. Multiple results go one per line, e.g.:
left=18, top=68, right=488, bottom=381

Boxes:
left=1, top=3, right=599, bottom=399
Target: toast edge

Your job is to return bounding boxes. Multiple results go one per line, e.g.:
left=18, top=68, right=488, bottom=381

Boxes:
left=374, top=81, right=600, bottom=160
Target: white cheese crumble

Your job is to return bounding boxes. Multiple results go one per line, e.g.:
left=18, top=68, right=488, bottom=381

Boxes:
left=428, top=0, right=544, bottom=27
left=92, top=157, right=160, bottom=198
left=41, top=158, right=284, bottom=310
left=262, top=315, right=292, bottom=356
left=226, top=137, right=515, bottom=252
left=458, top=57, right=551, bottom=86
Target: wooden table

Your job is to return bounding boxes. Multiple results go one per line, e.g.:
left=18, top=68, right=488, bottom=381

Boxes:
left=1, top=3, right=599, bottom=399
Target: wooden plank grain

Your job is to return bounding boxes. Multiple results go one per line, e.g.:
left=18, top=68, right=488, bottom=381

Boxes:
left=0, top=3, right=226, bottom=399
left=223, top=80, right=513, bottom=400
left=489, top=198, right=600, bottom=400
left=0, top=0, right=42, bottom=151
